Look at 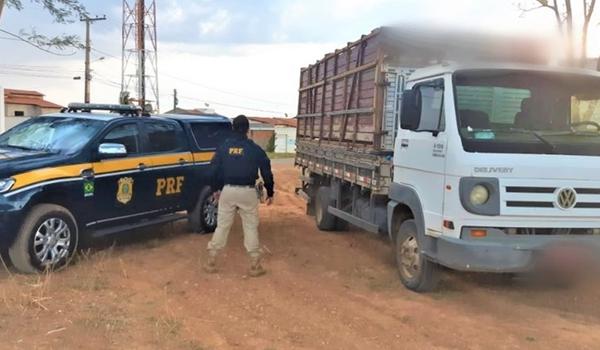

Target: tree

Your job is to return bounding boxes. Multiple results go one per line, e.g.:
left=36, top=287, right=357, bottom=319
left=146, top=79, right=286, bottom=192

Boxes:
left=266, top=134, right=276, bottom=153
left=0, top=0, right=87, bottom=50
left=521, top=0, right=597, bottom=67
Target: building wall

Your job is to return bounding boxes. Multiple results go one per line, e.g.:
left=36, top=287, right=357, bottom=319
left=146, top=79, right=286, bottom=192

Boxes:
left=249, top=130, right=275, bottom=150
left=6, top=103, right=41, bottom=118
left=0, top=86, right=4, bottom=133
left=2, top=104, right=62, bottom=131
left=274, top=126, right=297, bottom=153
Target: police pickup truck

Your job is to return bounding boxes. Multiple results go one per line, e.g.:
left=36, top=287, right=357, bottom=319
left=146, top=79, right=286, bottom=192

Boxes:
left=0, top=103, right=230, bottom=273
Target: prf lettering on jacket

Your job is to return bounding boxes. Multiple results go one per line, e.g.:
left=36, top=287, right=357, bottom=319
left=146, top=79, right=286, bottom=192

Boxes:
left=229, top=147, right=244, bottom=155
left=156, top=176, right=185, bottom=196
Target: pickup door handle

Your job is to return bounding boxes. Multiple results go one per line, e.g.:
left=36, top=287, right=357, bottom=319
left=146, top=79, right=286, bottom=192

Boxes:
left=179, top=158, right=187, bottom=165
left=80, top=168, right=95, bottom=180
left=138, top=163, right=147, bottom=171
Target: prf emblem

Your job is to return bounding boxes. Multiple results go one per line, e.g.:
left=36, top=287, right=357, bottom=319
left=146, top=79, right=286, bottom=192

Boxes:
left=156, top=176, right=185, bottom=196
left=116, top=177, right=134, bottom=204
left=229, top=147, right=244, bottom=155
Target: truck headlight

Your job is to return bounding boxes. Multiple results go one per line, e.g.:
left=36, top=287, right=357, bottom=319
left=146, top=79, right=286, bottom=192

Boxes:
left=469, top=185, right=489, bottom=205
left=0, top=178, right=15, bottom=194
left=459, top=178, right=500, bottom=216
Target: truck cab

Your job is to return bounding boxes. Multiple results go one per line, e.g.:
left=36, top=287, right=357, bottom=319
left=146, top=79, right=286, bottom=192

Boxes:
left=391, top=63, right=600, bottom=286
left=0, top=104, right=230, bottom=273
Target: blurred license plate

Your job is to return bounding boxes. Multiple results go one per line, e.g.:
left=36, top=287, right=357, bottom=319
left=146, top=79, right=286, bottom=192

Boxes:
left=540, top=244, right=591, bottom=269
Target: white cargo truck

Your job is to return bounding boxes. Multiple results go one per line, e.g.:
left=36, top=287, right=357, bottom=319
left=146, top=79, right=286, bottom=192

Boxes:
left=295, top=28, right=600, bottom=292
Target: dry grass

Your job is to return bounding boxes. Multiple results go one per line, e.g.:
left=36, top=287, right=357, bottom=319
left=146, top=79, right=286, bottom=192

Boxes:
left=1, top=270, right=54, bottom=314
left=81, top=304, right=129, bottom=333
left=151, top=314, right=183, bottom=339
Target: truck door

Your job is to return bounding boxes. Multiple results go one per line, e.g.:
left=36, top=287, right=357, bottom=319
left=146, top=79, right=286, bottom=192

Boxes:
left=395, top=78, right=448, bottom=236
left=142, top=119, right=193, bottom=213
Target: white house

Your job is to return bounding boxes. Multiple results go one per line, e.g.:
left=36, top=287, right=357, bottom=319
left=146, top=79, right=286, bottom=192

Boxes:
left=248, top=117, right=297, bottom=153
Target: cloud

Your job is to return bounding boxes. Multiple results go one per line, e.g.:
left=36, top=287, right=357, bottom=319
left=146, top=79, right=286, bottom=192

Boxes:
left=199, top=9, right=232, bottom=35
left=162, top=0, right=186, bottom=24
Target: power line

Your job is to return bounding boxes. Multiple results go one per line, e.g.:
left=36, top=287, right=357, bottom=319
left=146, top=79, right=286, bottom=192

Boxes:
left=0, top=28, right=78, bottom=56
left=0, top=70, right=76, bottom=80
left=0, top=36, right=20, bottom=41
left=0, top=64, right=83, bottom=74
left=88, top=47, right=291, bottom=107
left=92, top=73, right=121, bottom=88
left=161, top=72, right=292, bottom=107
left=176, top=94, right=287, bottom=115
left=91, top=47, right=119, bottom=59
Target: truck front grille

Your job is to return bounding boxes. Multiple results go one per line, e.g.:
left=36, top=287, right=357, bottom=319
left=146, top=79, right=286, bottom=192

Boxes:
left=501, top=182, right=600, bottom=215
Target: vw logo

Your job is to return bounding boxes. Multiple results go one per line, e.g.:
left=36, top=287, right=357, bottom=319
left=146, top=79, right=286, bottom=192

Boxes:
left=556, top=188, right=577, bottom=210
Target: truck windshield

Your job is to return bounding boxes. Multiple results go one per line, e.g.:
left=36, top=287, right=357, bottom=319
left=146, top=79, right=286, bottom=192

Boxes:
left=0, top=117, right=105, bottom=154
left=454, top=69, right=600, bottom=156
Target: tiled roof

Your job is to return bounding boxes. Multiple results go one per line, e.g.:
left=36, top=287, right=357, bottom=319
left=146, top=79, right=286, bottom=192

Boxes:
left=4, top=89, right=62, bottom=109
left=248, top=116, right=297, bottom=128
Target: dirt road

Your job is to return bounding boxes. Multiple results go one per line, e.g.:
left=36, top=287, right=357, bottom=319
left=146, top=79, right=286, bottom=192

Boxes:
left=1, top=161, right=600, bottom=349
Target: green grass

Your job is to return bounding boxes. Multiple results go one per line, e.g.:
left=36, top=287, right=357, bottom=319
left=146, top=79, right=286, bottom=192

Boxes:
left=267, top=152, right=295, bottom=159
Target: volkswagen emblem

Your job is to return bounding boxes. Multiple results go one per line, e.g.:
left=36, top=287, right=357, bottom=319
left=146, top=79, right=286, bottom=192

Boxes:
left=556, top=188, right=577, bottom=210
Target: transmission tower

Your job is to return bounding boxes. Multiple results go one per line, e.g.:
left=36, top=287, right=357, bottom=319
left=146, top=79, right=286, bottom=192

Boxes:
left=121, top=0, right=159, bottom=112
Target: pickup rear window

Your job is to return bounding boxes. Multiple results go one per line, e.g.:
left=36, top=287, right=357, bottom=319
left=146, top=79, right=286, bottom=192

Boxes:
left=191, top=122, right=231, bottom=150
left=145, top=121, right=185, bottom=153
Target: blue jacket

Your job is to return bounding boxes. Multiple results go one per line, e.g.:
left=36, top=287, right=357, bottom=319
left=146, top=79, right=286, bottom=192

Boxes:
left=211, top=133, right=275, bottom=197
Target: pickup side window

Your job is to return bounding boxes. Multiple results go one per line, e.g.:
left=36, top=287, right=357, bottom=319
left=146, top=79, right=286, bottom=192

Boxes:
left=191, top=122, right=232, bottom=150
left=100, top=123, right=141, bottom=155
left=416, top=82, right=445, bottom=132
left=144, top=121, right=186, bottom=153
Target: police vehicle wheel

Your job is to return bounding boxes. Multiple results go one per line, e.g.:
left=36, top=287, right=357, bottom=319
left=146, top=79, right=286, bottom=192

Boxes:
left=395, top=219, right=440, bottom=292
left=188, top=186, right=218, bottom=234
left=315, top=186, right=338, bottom=231
left=9, top=204, right=78, bottom=274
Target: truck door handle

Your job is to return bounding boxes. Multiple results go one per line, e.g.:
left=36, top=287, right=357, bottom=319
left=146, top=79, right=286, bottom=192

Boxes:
left=179, top=158, right=187, bottom=165
left=138, top=163, right=147, bottom=171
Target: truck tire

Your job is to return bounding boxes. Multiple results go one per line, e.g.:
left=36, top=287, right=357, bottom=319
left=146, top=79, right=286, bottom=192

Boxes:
left=315, top=186, right=338, bottom=231
left=395, top=219, right=440, bottom=292
left=188, top=186, right=218, bottom=234
left=9, top=204, right=78, bottom=274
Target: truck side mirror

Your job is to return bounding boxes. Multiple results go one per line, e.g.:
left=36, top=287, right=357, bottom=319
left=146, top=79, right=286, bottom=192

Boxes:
left=400, top=90, right=421, bottom=130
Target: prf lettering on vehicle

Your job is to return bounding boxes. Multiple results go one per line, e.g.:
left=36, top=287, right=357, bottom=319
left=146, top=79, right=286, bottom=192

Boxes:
left=229, top=147, right=244, bottom=155
left=156, top=176, right=185, bottom=196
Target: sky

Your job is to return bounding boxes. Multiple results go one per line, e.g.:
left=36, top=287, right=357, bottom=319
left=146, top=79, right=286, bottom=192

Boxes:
left=0, top=0, right=578, bottom=117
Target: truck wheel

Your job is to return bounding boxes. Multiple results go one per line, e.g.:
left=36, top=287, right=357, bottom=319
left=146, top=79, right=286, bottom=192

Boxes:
left=9, top=204, right=78, bottom=274
left=315, top=186, right=338, bottom=231
left=395, top=219, right=440, bottom=292
left=188, top=186, right=218, bottom=234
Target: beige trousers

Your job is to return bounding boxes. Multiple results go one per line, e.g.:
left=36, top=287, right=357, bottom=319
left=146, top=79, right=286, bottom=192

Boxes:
left=207, top=185, right=261, bottom=258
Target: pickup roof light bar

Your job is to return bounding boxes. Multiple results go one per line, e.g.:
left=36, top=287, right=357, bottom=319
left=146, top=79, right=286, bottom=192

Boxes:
left=62, top=103, right=144, bottom=116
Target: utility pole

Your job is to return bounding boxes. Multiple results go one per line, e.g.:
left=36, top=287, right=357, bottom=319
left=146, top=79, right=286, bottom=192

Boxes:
left=173, top=89, right=178, bottom=110
left=81, top=15, right=106, bottom=104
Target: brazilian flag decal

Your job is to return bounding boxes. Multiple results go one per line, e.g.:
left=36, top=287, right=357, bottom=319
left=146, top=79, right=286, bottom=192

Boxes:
left=83, top=180, right=95, bottom=198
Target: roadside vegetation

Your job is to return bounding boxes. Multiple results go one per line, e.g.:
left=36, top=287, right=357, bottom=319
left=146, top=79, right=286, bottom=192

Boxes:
left=267, top=152, right=295, bottom=159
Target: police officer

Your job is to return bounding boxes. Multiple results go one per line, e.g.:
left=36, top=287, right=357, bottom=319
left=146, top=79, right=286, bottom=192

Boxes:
left=204, top=115, right=274, bottom=277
